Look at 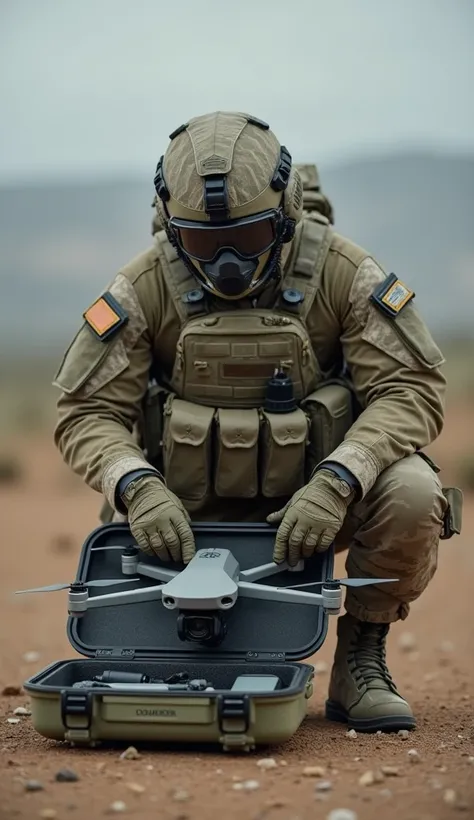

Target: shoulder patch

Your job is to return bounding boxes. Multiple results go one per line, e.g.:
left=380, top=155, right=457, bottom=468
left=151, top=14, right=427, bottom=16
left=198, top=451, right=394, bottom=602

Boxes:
left=84, top=291, right=128, bottom=341
left=370, top=272, right=415, bottom=318
left=53, top=273, right=148, bottom=396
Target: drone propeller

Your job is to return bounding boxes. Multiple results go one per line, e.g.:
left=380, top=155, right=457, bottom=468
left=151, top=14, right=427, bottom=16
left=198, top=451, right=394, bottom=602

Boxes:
left=90, top=545, right=138, bottom=552
left=282, top=577, right=398, bottom=590
left=14, top=578, right=141, bottom=595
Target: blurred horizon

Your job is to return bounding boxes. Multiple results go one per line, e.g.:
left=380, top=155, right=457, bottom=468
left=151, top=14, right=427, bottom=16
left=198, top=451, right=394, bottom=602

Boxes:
left=1, top=0, right=473, bottom=358
left=1, top=0, right=473, bottom=184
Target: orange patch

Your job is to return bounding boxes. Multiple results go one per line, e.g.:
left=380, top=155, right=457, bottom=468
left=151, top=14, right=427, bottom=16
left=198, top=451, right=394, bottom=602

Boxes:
left=84, top=298, right=120, bottom=335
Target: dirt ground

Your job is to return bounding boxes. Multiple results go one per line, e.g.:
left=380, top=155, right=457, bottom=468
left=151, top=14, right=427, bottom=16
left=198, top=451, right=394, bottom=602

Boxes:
left=0, top=404, right=473, bottom=820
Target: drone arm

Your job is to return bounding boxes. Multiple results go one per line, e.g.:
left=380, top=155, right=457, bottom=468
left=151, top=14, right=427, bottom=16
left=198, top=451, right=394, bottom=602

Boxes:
left=121, top=552, right=179, bottom=583
left=71, top=585, right=164, bottom=614
left=239, top=559, right=305, bottom=581
left=135, top=562, right=179, bottom=583
left=237, top=580, right=328, bottom=607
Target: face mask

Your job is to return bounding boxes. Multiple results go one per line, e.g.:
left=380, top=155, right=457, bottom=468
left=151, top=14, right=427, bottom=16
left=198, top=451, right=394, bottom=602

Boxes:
left=202, top=250, right=258, bottom=298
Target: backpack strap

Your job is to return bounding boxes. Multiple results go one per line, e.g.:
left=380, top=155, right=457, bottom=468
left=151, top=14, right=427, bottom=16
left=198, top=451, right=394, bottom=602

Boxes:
left=275, top=212, right=333, bottom=322
left=153, top=229, right=209, bottom=326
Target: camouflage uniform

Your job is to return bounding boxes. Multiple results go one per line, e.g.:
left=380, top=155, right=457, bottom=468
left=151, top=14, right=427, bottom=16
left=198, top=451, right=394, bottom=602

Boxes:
left=53, top=112, right=461, bottom=731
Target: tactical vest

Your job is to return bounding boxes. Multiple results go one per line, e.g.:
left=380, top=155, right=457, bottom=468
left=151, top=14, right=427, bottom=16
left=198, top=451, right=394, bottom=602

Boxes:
left=146, top=213, right=354, bottom=512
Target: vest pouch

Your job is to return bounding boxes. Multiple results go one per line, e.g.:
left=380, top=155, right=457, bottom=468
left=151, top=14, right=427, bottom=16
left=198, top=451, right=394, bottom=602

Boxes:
left=214, top=408, right=259, bottom=498
left=162, top=396, right=214, bottom=505
left=260, top=408, right=308, bottom=497
left=302, top=383, right=354, bottom=479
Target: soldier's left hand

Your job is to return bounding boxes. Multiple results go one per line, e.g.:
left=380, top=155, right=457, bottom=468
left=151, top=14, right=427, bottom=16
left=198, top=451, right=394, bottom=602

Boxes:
left=266, top=469, right=355, bottom=566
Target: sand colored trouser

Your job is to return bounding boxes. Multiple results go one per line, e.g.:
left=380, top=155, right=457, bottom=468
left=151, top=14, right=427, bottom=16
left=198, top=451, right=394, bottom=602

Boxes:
left=334, top=453, right=447, bottom=624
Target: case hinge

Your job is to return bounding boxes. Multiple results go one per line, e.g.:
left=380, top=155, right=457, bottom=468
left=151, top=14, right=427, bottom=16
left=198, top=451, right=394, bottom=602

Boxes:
left=60, top=690, right=92, bottom=730
left=246, top=651, right=286, bottom=662
left=94, top=648, right=136, bottom=659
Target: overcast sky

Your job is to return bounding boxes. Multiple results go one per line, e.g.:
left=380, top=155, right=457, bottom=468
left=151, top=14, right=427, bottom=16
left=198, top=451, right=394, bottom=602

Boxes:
left=1, top=0, right=473, bottom=184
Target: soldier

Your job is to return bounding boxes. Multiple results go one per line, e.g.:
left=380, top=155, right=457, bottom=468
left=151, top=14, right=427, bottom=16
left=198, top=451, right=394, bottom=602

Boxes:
left=53, top=111, right=462, bottom=732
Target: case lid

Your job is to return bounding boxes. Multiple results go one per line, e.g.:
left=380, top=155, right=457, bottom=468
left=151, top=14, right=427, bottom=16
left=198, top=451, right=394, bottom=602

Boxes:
left=68, top=521, right=334, bottom=663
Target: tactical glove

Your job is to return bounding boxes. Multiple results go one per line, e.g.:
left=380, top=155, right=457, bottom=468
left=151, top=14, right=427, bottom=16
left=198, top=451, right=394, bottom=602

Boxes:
left=266, top=469, right=355, bottom=566
left=121, top=475, right=195, bottom=564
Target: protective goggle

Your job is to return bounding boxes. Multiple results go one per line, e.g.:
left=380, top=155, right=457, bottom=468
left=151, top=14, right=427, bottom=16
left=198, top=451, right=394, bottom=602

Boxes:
left=168, top=209, right=282, bottom=263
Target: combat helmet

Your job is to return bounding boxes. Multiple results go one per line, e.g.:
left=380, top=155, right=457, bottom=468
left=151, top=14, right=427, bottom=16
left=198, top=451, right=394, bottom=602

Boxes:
left=153, top=111, right=303, bottom=301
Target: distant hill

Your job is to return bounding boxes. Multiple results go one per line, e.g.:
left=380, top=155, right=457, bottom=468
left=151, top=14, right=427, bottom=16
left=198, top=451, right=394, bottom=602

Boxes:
left=1, top=150, right=473, bottom=353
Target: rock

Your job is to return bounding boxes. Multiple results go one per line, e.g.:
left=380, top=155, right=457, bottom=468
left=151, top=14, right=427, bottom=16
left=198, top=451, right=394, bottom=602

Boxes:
left=22, top=651, right=40, bottom=663
left=126, top=782, right=145, bottom=794
left=468, top=757, right=474, bottom=765
left=256, top=757, right=277, bottom=769
left=120, top=746, right=140, bottom=760
left=233, top=780, right=260, bottom=791
left=7, top=717, right=20, bottom=724
left=303, top=766, right=326, bottom=777
left=279, top=760, right=288, bottom=766
left=380, top=766, right=400, bottom=776
left=326, top=811, right=358, bottom=820
left=39, top=811, right=57, bottom=819
left=379, top=789, right=392, bottom=799
left=347, top=729, right=357, bottom=739
left=314, top=661, right=328, bottom=674
left=55, top=768, right=79, bottom=782
left=25, top=779, right=44, bottom=792
left=444, top=789, right=457, bottom=806
left=13, top=706, right=31, bottom=716
left=439, top=640, right=455, bottom=653
left=109, top=801, right=127, bottom=813
left=359, top=771, right=375, bottom=786
left=2, top=685, right=22, bottom=696
left=172, top=789, right=189, bottom=801
left=398, top=632, right=417, bottom=652
left=407, top=749, right=421, bottom=763
left=96, top=762, right=106, bottom=773
left=398, top=729, right=410, bottom=740
left=315, top=780, right=333, bottom=792
left=51, top=533, right=75, bottom=553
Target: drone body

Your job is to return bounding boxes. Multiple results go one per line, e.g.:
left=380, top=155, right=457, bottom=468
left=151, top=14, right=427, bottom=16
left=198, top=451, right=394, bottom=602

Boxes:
left=16, top=544, right=397, bottom=648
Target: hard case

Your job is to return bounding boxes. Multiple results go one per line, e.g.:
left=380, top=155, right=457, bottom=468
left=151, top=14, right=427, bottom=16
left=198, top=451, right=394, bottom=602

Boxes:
left=23, top=522, right=334, bottom=751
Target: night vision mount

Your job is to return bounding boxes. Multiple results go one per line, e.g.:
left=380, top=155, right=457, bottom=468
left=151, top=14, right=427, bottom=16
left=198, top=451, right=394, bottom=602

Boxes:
left=15, top=547, right=397, bottom=648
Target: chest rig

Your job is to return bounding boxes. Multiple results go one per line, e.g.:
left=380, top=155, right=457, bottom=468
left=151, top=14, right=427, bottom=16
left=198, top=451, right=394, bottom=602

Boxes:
left=151, top=214, right=352, bottom=511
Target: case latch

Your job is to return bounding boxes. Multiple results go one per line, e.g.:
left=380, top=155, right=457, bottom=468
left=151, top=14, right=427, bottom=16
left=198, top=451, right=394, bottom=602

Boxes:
left=217, top=695, right=254, bottom=752
left=60, top=690, right=92, bottom=730
left=217, top=694, right=250, bottom=734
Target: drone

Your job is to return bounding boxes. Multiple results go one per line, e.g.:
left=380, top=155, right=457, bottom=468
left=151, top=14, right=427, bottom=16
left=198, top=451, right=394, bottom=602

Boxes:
left=15, top=545, right=397, bottom=647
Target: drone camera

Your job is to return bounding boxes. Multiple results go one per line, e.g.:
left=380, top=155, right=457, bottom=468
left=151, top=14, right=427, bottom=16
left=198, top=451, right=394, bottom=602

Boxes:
left=177, top=611, right=227, bottom=647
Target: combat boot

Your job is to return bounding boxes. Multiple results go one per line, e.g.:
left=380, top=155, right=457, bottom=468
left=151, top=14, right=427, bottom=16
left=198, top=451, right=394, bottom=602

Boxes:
left=325, top=612, right=415, bottom=732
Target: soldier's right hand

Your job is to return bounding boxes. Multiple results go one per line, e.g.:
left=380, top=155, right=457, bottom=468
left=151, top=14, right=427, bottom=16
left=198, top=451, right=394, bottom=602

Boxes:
left=122, top=475, right=195, bottom=564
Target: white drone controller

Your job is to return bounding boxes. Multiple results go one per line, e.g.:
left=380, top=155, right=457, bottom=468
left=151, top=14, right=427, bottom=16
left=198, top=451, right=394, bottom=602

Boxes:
left=15, top=546, right=397, bottom=647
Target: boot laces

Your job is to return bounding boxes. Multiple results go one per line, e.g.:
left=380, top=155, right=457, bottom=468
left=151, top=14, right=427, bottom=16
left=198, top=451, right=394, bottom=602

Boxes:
left=348, top=622, right=397, bottom=692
